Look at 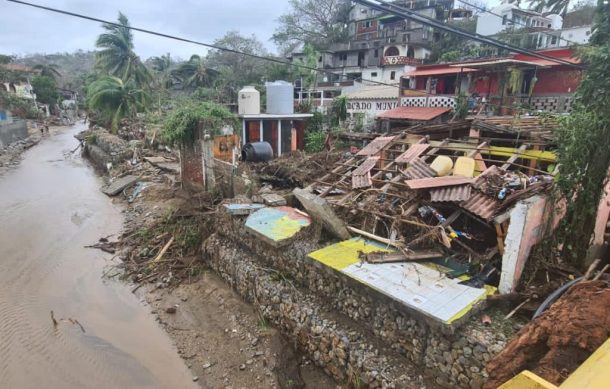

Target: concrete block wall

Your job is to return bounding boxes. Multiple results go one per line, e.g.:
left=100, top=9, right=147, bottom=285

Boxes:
left=0, top=120, right=28, bottom=148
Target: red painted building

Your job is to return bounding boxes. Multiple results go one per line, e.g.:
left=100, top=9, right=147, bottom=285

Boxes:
left=400, top=48, right=582, bottom=114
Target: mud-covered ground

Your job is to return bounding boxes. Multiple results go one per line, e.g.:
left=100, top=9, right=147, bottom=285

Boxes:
left=0, top=125, right=41, bottom=175
left=485, top=280, right=610, bottom=388
left=108, top=178, right=336, bottom=388
left=139, top=274, right=336, bottom=388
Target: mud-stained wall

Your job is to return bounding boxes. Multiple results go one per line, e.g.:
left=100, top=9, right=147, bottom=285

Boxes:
left=0, top=120, right=28, bottom=148
left=203, top=210, right=507, bottom=388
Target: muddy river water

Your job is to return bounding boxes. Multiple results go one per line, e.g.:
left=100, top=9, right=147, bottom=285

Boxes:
left=0, top=123, right=196, bottom=388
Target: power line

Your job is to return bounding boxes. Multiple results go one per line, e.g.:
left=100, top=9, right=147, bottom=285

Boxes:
left=456, top=0, right=579, bottom=46
left=4, top=0, right=401, bottom=90
left=353, top=0, right=583, bottom=69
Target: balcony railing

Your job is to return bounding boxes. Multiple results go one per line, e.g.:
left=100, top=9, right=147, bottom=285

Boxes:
left=382, top=56, right=423, bottom=66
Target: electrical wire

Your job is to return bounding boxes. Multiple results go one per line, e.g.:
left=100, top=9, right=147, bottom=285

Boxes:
left=5, top=0, right=402, bottom=90
left=353, top=0, right=584, bottom=69
left=456, top=0, right=580, bottom=46
left=7, top=0, right=575, bottom=108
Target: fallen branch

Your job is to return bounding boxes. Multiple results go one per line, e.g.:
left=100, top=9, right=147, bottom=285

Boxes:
left=505, top=298, right=531, bottom=320
left=582, top=258, right=601, bottom=281
left=149, top=236, right=175, bottom=268
left=593, top=264, right=610, bottom=281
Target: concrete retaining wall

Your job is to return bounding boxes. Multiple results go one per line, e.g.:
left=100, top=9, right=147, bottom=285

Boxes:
left=0, top=120, right=28, bottom=148
left=206, top=209, right=507, bottom=388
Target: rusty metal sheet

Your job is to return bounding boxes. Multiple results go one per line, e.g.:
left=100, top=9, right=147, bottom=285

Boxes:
left=430, top=185, right=472, bottom=202
left=459, top=191, right=500, bottom=221
left=356, top=136, right=395, bottom=156
left=405, top=176, right=473, bottom=190
left=352, top=156, right=379, bottom=176
left=403, top=158, right=436, bottom=180
left=395, top=143, right=430, bottom=164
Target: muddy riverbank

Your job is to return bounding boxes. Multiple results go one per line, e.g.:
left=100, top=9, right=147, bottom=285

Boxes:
left=0, top=123, right=196, bottom=388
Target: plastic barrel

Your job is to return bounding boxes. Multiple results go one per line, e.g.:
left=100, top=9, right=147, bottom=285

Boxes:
left=241, top=142, right=274, bottom=162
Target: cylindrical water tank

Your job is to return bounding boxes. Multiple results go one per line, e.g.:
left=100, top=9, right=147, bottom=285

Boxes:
left=266, top=81, right=293, bottom=115
left=238, top=86, right=260, bottom=115
left=241, top=142, right=273, bottom=162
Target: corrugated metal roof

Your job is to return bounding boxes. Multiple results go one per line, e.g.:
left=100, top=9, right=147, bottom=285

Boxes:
left=377, top=107, right=451, bottom=121
left=430, top=185, right=472, bottom=202
left=406, top=176, right=473, bottom=190
left=459, top=191, right=499, bottom=221
left=395, top=143, right=430, bottom=163
left=403, top=67, right=478, bottom=77
left=356, top=136, right=395, bottom=156
left=403, top=158, right=436, bottom=179
left=352, top=156, right=379, bottom=189
left=449, top=59, right=550, bottom=68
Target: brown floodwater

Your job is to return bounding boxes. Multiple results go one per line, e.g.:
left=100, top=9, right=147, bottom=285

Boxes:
left=0, top=123, right=197, bottom=388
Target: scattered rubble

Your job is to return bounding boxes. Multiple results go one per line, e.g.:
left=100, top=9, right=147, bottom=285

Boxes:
left=485, top=280, right=610, bottom=388
left=0, top=132, right=40, bottom=174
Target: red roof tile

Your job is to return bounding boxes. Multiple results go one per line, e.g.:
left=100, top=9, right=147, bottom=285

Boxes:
left=460, top=191, right=500, bottom=221
left=405, top=176, right=473, bottom=190
left=403, top=67, right=478, bottom=77
left=356, top=136, right=395, bottom=156
left=352, top=156, right=379, bottom=189
left=395, top=143, right=430, bottom=163
left=430, top=185, right=472, bottom=202
left=377, top=107, right=451, bottom=121
left=402, top=158, right=436, bottom=180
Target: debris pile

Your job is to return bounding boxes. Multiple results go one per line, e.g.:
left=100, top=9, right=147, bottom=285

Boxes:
left=250, top=150, right=344, bottom=189
left=485, top=280, right=610, bottom=388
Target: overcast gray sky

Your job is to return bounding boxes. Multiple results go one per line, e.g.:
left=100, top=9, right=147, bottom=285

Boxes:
left=0, top=0, right=291, bottom=59
left=1, top=0, right=503, bottom=60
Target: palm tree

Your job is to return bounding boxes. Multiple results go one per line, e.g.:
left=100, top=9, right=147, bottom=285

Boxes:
left=95, top=12, right=151, bottom=88
left=33, top=63, right=62, bottom=81
left=173, top=55, right=218, bottom=89
left=150, top=53, right=174, bottom=89
left=86, top=76, right=149, bottom=131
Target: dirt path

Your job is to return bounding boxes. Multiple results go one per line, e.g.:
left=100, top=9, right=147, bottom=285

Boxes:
left=141, top=272, right=336, bottom=388
left=0, top=123, right=196, bottom=388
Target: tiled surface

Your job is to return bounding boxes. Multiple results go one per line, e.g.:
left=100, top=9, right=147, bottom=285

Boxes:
left=245, top=206, right=311, bottom=244
left=307, top=238, right=489, bottom=325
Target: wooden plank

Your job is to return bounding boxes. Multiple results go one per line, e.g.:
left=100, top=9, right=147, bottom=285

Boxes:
left=502, top=144, right=528, bottom=170
left=363, top=249, right=444, bottom=264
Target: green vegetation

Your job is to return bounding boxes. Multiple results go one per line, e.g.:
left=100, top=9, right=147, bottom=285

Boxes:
left=554, top=0, right=610, bottom=266
left=31, top=75, right=59, bottom=105
left=161, top=101, right=238, bottom=145
left=172, top=54, right=217, bottom=89
left=86, top=76, right=149, bottom=131
left=304, top=130, right=327, bottom=153
left=273, top=0, right=351, bottom=51
left=95, top=12, right=151, bottom=88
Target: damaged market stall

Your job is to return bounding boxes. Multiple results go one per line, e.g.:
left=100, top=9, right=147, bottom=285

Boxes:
left=307, top=121, right=559, bottom=295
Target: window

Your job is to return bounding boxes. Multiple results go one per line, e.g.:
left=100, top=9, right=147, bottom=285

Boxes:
left=318, top=56, right=322, bottom=62
left=374, top=49, right=379, bottom=58
left=363, top=20, right=372, bottom=28
left=390, top=71, right=396, bottom=80
left=502, top=15, right=507, bottom=25
left=551, top=36, right=557, bottom=45
left=339, top=53, right=347, bottom=61
left=371, top=72, right=378, bottom=77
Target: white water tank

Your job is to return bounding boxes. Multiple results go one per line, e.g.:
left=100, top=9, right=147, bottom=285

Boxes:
left=238, top=86, right=260, bottom=115
left=266, top=81, right=293, bottom=115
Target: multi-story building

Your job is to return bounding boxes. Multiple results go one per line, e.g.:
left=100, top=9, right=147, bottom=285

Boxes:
left=288, top=0, right=462, bottom=108
left=475, top=1, right=592, bottom=50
